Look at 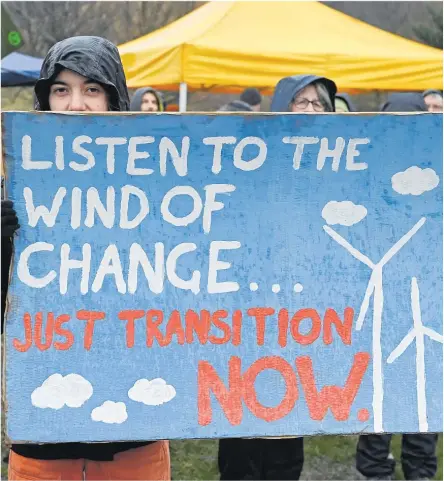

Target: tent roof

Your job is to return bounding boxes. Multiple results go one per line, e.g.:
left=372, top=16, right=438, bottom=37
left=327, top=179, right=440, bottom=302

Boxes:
left=1, top=52, right=43, bottom=86
left=118, top=1, right=443, bottom=94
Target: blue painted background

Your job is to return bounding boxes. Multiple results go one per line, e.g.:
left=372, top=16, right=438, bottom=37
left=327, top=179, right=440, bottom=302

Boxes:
left=4, top=112, right=443, bottom=443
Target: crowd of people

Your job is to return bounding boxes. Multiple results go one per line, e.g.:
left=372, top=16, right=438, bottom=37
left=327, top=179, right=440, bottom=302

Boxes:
left=216, top=81, right=442, bottom=116
left=1, top=35, right=442, bottom=481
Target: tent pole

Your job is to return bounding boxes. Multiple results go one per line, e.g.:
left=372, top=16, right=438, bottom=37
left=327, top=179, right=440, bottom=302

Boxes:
left=179, top=82, right=188, bottom=112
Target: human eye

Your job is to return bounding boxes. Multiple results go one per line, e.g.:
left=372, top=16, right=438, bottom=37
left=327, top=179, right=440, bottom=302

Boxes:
left=295, top=98, right=308, bottom=107
left=51, top=85, right=67, bottom=95
left=87, top=84, right=104, bottom=95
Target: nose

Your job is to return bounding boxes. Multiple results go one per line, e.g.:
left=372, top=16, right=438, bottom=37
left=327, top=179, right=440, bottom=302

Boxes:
left=305, top=102, right=315, bottom=113
left=69, top=90, right=87, bottom=112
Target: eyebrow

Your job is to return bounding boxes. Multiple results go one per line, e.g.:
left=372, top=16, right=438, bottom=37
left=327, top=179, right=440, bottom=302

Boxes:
left=52, top=79, right=101, bottom=86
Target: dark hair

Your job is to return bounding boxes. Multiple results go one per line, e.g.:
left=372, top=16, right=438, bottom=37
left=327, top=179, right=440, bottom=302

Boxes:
left=240, top=88, right=262, bottom=107
left=423, top=89, right=443, bottom=98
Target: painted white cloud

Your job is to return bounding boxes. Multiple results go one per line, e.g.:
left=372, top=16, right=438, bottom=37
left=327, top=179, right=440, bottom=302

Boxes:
left=321, top=200, right=367, bottom=226
left=128, top=378, right=176, bottom=406
left=391, top=166, right=439, bottom=196
left=91, top=401, right=128, bottom=424
left=31, top=373, right=93, bottom=410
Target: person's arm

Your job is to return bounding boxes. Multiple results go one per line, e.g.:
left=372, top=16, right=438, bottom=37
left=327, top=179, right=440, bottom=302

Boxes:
left=2, top=200, right=19, bottom=333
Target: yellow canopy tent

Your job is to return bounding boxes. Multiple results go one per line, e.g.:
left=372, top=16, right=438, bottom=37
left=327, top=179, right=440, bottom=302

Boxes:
left=118, top=1, right=443, bottom=110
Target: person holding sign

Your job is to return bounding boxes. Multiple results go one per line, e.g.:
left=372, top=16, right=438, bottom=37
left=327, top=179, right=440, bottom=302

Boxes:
left=3, top=36, right=170, bottom=481
left=354, top=92, right=439, bottom=481
left=217, top=73, right=338, bottom=481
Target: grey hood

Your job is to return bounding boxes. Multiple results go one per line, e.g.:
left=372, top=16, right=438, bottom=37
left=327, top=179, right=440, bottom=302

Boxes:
left=130, top=87, right=165, bottom=111
left=271, top=74, right=337, bottom=112
left=34, top=36, right=130, bottom=111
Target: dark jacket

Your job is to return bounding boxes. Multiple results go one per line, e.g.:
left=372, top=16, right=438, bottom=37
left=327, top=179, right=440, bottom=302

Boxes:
left=9, top=37, right=150, bottom=462
left=34, top=36, right=130, bottom=111
left=335, top=93, right=357, bottom=112
left=218, top=100, right=253, bottom=112
left=271, top=74, right=337, bottom=112
left=130, top=87, right=165, bottom=111
left=1, top=235, right=12, bottom=331
left=380, top=93, right=427, bottom=112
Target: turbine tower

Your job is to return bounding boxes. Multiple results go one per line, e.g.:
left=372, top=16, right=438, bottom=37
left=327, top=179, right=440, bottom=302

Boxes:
left=387, top=277, right=443, bottom=432
left=323, top=217, right=426, bottom=432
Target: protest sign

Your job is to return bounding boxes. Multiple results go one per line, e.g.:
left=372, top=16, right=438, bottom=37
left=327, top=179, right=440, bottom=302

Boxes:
left=3, top=111, right=442, bottom=443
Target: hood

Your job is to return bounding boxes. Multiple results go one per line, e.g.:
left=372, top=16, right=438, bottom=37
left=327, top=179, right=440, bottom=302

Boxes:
left=335, top=93, right=357, bottom=112
left=218, top=100, right=253, bottom=112
left=423, top=89, right=443, bottom=98
left=271, top=74, right=337, bottom=112
left=130, top=87, right=165, bottom=112
left=381, top=93, right=427, bottom=112
left=34, top=36, right=130, bottom=111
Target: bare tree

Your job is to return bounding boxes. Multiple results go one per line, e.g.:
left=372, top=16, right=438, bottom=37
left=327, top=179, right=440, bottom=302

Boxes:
left=3, top=1, right=199, bottom=57
left=325, top=1, right=443, bottom=44
left=413, top=4, right=443, bottom=48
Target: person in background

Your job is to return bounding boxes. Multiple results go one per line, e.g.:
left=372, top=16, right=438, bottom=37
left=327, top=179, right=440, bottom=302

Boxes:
left=355, top=90, right=438, bottom=481
left=271, top=74, right=337, bottom=113
left=2, top=36, right=170, bottom=481
left=240, top=87, right=262, bottom=111
left=217, top=98, right=253, bottom=112
left=335, top=92, right=357, bottom=112
left=422, top=89, right=443, bottom=112
left=130, top=86, right=165, bottom=112
left=357, top=431, right=438, bottom=481
left=218, top=73, right=338, bottom=481
left=380, top=92, right=428, bottom=113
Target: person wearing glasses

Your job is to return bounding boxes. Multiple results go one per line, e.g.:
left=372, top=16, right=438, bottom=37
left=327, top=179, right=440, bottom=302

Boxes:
left=217, top=73, right=337, bottom=481
left=271, top=74, right=337, bottom=113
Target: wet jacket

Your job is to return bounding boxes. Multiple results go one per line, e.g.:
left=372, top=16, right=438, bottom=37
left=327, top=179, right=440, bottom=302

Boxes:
left=130, top=87, right=165, bottom=111
left=380, top=93, right=427, bottom=112
left=271, top=74, right=337, bottom=112
left=34, top=36, right=130, bottom=111
left=9, top=37, right=151, bottom=462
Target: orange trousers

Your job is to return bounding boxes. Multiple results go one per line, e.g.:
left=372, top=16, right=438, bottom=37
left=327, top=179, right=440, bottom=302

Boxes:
left=8, top=441, right=170, bottom=481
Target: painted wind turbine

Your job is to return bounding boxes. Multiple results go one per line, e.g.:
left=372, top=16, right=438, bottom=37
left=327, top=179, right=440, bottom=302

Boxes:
left=323, top=217, right=426, bottom=432
left=387, top=277, right=443, bottom=432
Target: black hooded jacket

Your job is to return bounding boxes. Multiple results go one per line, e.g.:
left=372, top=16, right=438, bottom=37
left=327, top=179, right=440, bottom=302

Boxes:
left=8, top=37, right=152, bottom=462
left=34, top=36, right=130, bottom=111
left=380, top=93, right=427, bottom=112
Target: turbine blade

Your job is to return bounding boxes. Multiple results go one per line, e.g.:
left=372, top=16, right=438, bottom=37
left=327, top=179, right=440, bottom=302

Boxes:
left=387, top=330, right=416, bottom=363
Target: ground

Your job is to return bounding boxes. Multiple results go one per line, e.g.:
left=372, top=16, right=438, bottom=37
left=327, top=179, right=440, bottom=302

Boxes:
left=2, top=435, right=442, bottom=480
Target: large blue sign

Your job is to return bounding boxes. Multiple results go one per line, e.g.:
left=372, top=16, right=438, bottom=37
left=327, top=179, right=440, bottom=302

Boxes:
left=3, top=112, right=443, bottom=443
